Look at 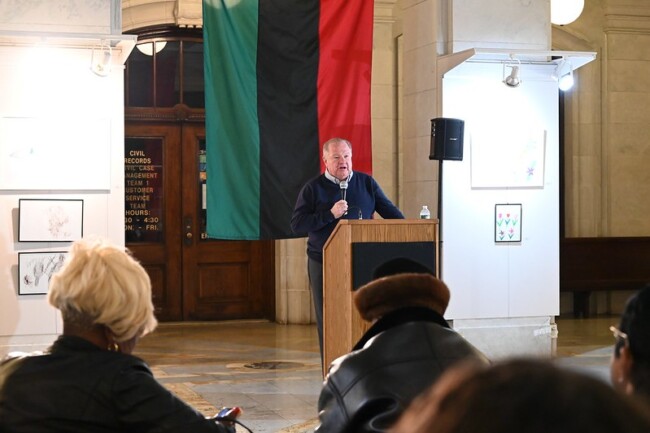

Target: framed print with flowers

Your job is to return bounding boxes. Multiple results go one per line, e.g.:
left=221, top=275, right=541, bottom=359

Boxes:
left=495, top=204, right=522, bottom=243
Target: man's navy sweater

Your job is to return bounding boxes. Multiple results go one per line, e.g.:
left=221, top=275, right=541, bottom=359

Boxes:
left=291, top=172, right=404, bottom=263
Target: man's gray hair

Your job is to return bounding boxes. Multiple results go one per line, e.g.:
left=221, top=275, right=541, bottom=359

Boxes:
left=322, top=137, right=352, bottom=155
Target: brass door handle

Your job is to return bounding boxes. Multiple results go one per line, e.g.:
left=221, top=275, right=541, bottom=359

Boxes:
left=184, top=217, right=193, bottom=246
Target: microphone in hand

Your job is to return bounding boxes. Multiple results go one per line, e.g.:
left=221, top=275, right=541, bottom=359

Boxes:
left=339, top=180, right=349, bottom=215
left=339, top=180, right=348, bottom=201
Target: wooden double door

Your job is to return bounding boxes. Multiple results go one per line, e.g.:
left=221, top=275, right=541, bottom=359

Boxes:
left=124, top=122, right=275, bottom=321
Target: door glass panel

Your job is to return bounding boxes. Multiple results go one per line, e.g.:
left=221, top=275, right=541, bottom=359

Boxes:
left=156, top=41, right=180, bottom=107
left=126, top=44, right=153, bottom=107
left=199, top=138, right=208, bottom=239
left=125, top=138, right=164, bottom=242
left=183, top=42, right=204, bottom=108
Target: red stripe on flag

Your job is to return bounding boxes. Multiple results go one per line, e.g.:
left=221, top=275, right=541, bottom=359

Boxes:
left=317, top=0, right=374, bottom=174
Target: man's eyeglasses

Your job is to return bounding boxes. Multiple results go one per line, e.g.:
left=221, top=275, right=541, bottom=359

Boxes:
left=609, top=325, right=629, bottom=344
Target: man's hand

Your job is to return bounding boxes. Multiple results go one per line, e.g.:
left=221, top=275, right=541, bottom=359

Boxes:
left=331, top=200, right=348, bottom=219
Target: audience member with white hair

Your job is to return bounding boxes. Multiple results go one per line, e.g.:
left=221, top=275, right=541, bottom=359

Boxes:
left=0, top=238, right=241, bottom=433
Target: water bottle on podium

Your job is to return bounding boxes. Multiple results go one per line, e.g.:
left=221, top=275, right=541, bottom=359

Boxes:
left=419, top=205, right=431, bottom=219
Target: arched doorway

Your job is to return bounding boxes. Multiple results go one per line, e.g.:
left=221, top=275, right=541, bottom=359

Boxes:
left=124, top=27, right=275, bottom=321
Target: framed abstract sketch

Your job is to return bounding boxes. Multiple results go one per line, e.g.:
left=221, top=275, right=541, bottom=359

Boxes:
left=18, top=199, right=83, bottom=242
left=0, top=117, right=111, bottom=190
left=18, top=251, right=68, bottom=295
left=471, top=126, right=546, bottom=188
left=495, top=204, right=522, bottom=243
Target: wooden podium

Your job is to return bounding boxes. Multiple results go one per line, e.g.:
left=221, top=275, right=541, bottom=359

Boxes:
left=322, top=219, right=439, bottom=374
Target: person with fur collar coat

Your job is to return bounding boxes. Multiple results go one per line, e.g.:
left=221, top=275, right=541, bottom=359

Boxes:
left=315, top=258, right=488, bottom=433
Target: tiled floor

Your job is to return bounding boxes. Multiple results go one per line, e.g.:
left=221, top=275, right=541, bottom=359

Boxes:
left=134, top=321, right=322, bottom=433
left=134, top=316, right=618, bottom=433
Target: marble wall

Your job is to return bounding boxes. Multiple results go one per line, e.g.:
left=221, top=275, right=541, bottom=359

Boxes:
left=556, top=0, right=650, bottom=315
left=600, top=10, right=650, bottom=236
left=560, top=0, right=650, bottom=238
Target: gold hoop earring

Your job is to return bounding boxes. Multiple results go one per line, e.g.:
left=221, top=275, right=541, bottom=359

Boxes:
left=108, top=342, right=120, bottom=352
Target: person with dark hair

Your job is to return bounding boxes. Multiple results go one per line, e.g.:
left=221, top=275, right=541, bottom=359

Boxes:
left=391, top=358, right=650, bottom=433
left=315, top=257, right=487, bottom=433
left=291, top=137, right=404, bottom=362
left=610, top=283, right=650, bottom=401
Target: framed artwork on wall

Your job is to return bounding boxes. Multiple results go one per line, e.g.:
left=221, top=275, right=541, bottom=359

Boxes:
left=495, top=204, right=522, bottom=243
left=18, top=199, right=84, bottom=242
left=0, top=117, right=111, bottom=190
left=18, top=251, right=68, bottom=295
left=471, top=126, right=546, bottom=188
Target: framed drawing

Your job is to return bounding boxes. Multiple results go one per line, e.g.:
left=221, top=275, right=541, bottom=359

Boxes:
left=18, top=199, right=84, bottom=242
left=18, top=251, right=68, bottom=295
left=0, top=117, right=111, bottom=190
left=471, top=126, right=546, bottom=188
left=495, top=204, right=522, bottom=243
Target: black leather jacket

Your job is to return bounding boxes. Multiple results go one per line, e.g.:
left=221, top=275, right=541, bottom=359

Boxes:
left=0, top=335, right=233, bottom=433
left=316, top=307, right=488, bottom=433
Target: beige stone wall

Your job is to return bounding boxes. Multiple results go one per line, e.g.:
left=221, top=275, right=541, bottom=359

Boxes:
left=603, top=15, right=650, bottom=236
left=399, top=0, right=439, bottom=219
left=122, top=0, right=202, bottom=31
left=561, top=0, right=650, bottom=237
left=371, top=1, right=400, bottom=203
left=551, top=0, right=650, bottom=314
left=552, top=23, right=604, bottom=237
left=558, top=0, right=650, bottom=314
left=275, top=238, right=312, bottom=324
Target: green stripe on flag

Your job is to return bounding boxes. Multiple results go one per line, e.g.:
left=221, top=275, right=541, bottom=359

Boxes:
left=204, top=0, right=260, bottom=239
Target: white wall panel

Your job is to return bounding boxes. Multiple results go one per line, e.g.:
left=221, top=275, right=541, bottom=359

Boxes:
left=0, top=42, right=127, bottom=355
left=441, top=61, right=560, bottom=319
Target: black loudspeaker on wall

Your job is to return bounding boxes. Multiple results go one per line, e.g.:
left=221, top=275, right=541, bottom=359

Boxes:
left=429, top=117, right=465, bottom=161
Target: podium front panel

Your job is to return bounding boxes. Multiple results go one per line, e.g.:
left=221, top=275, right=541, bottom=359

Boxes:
left=352, top=241, right=436, bottom=290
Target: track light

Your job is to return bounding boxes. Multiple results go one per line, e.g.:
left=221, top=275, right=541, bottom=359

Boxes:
left=504, top=65, right=521, bottom=87
left=503, top=56, right=521, bottom=88
left=554, top=59, right=574, bottom=91
left=90, top=41, right=112, bottom=77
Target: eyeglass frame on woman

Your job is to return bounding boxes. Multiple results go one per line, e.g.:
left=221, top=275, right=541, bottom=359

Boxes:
left=609, top=325, right=629, bottom=343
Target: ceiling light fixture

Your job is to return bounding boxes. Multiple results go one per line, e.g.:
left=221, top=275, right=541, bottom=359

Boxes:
left=550, top=0, right=584, bottom=26
left=136, top=41, right=167, bottom=56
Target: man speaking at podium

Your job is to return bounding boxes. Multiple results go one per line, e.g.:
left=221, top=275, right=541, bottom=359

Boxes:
left=291, top=137, right=404, bottom=363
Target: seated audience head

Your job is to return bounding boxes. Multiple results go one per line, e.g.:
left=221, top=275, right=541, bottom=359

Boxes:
left=391, top=358, right=650, bottom=433
left=48, top=238, right=157, bottom=354
left=354, top=257, right=450, bottom=322
left=610, top=284, right=650, bottom=399
left=315, top=258, right=486, bottom=433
